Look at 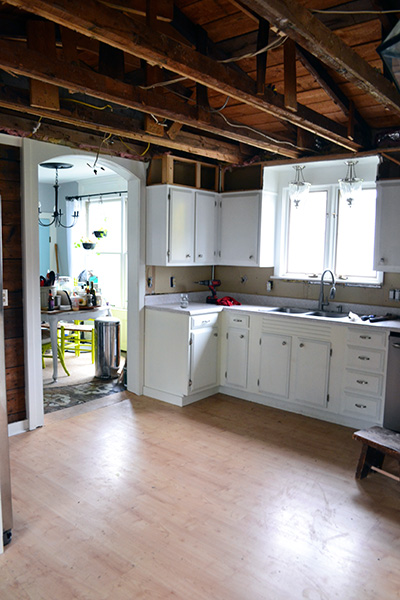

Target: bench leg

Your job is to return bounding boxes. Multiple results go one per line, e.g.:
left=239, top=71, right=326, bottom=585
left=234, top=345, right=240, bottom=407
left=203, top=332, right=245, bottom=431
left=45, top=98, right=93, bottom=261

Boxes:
left=355, top=443, right=385, bottom=479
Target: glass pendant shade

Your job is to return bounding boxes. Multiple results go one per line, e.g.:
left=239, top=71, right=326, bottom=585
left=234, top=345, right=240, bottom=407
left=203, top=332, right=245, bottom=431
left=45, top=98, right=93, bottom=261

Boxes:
left=289, top=165, right=311, bottom=208
left=338, top=160, right=363, bottom=207
left=377, top=20, right=400, bottom=93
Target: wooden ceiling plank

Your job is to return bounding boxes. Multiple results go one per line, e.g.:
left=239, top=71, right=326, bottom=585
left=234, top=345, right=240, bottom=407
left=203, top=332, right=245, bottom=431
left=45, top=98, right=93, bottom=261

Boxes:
left=235, top=0, right=400, bottom=114
left=0, top=0, right=360, bottom=152
left=0, top=38, right=299, bottom=158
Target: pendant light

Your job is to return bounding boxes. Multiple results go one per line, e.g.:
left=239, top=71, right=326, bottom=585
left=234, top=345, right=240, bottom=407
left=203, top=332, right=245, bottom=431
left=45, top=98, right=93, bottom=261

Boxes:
left=289, top=165, right=311, bottom=208
left=377, top=20, right=400, bottom=93
left=338, top=160, right=363, bottom=207
left=38, top=162, right=79, bottom=228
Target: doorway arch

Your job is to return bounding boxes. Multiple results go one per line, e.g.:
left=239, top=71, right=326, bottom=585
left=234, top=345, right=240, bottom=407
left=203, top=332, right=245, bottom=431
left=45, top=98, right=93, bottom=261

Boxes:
left=22, top=138, right=146, bottom=430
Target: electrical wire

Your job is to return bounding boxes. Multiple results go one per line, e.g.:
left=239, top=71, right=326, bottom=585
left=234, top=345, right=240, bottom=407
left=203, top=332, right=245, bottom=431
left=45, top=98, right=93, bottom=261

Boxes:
left=88, top=132, right=112, bottom=174
left=118, top=137, right=151, bottom=157
left=64, top=98, right=114, bottom=111
left=139, top=76, right=188, bottom=90
left=217, top=35, right=287, bottom=64
left=312, top=8, right=400, bottom=15
left=29, top=116, right=42, bottom=137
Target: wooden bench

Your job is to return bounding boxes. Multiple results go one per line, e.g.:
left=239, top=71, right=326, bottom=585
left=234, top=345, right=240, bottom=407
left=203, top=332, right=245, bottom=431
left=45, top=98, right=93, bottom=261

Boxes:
left=353, top=426, right=400, bottom=482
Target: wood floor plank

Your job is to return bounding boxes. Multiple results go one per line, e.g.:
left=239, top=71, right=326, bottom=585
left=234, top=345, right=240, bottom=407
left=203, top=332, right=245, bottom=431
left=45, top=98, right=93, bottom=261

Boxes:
left=2, top=394, right=400, bottom=599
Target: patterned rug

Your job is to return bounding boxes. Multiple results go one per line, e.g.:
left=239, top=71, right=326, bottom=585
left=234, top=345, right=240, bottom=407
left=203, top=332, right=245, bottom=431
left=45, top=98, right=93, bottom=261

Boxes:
left=43, top=379, right=126, bottom=413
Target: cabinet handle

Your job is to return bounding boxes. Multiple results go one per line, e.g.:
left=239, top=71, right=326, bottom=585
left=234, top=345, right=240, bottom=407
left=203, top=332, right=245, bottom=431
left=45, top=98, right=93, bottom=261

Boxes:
left=358, top=356, right=370, bottom=361
left=356, top=379, right=368, bottom=385
left=249, top=254, right=254, bottom=259
left=186, top=254, right=191, bottom=258
left=198, top=254, right=203, bottom=258
left=240, top=334, right=245, bottom=339
left=282, top=341, right=287, bottom=346
left=355, top=403, right=367, bottom=409
left=359, top=335, right=371, bottom=340
left=392, top=343, right=400, bottom=349
left=299, top=343, right=304, bottom=348
left=214, top=333, right=218, bottom=337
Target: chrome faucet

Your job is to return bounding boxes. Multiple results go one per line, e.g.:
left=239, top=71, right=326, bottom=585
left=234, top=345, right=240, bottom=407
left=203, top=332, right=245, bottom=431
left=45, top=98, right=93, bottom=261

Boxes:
left=318, top=269, right=336, bottom=311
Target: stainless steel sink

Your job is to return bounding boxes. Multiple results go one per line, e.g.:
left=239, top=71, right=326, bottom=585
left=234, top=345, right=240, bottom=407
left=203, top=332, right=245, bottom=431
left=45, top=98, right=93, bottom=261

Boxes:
left=271, top=307, right=313, bottom=314
left=308, top=310, right=347, bottom=319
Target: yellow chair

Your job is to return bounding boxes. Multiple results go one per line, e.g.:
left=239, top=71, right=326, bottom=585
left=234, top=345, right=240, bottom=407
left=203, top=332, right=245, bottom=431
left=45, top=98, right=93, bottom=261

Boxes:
left=41, top=327, right=70, bottom=376
left=59, top=321, right=95, bottom=363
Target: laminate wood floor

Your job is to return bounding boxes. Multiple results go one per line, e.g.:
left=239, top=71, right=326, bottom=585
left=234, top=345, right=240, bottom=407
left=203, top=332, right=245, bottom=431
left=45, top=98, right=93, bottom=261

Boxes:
left=2, top=394, right=400, bottom=599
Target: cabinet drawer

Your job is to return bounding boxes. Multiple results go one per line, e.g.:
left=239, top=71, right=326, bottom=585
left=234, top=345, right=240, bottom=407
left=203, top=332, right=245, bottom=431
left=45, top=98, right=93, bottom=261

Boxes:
left=191, top=313, right=219, bottom=329
left=344, top=370, right=383, bottom=396
left=341, top=393, right=381, bottom=420
left=347, top=328, right=386, bottom=349
left=227, top=313, right=249, bottom=328
left=346, top=347, right=386, bottom=372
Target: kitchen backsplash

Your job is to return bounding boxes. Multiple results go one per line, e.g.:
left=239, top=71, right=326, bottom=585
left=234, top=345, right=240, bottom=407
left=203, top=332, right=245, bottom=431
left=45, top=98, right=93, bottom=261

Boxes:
left=146, top=265, right=400, bottom=310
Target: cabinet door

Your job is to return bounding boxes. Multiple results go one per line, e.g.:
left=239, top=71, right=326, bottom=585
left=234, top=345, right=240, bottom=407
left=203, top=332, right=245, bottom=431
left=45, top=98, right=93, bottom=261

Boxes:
left=374, top=180, right=400, bottom=272
left=195, top=191, right=217, bottom=264
left=190, top=327, right=219, bottom=392
left=225, top=328, right=249, bottom=388
left=258, top=333, right=291, bottom=398
left=293, top=338, right=331, bottom=407
left=219, top=192, right=260, bottom=266
left=169, top=187, right=195, bottom=264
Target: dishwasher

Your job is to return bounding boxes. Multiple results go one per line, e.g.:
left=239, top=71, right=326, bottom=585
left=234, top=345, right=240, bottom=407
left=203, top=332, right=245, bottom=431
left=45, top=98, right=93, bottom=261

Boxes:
left=383, top=332, right=400, bottom=432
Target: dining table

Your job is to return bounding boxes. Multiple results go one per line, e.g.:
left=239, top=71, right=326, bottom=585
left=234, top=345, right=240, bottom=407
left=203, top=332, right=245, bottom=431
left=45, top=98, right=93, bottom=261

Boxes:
left=41, top=306, right=109, bottom=382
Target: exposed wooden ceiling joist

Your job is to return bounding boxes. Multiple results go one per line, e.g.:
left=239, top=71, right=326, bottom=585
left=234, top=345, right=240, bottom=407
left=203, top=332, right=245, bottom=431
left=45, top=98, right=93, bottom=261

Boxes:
left=0, top=86, right=246, bottom=163
left=0, top=39, right=299, bottom=158
left=0, top=0, right=362, bottom=152
left=236, top=0, right=400, bottom=114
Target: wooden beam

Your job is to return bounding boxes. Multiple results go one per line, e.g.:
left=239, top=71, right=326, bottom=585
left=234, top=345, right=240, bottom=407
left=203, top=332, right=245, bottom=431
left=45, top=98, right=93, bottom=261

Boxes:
left=26, top=20, right=60, bottom=111
left=0, top=39, right=300, bottom=158
left=236, top=0, right=400, bottom=114
left=256, top=18, right=269, bottom=96
left=0, top=85, right=246, bottom=163
left=100, top=0, right=173, bottom=22
left=283, top=38, right=297, bottom=112
left=0, top=0, right=361, bottom=151
left=295, top=44, right=371, bottom=145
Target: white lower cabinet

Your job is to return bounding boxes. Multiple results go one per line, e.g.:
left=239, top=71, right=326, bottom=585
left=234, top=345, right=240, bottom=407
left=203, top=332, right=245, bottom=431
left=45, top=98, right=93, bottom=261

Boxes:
left=258, top=333, right=291, bottom=398
left=292, top=338, right=331, bottom=408
left=224, top=313, right=249, bottom=389
left=144, top=308, right=220, bottom=406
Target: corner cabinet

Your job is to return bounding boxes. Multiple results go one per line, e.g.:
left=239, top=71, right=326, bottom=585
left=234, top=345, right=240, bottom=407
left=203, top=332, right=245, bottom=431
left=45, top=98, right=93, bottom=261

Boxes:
left=146, top=185, right=276, bottom=267
left=146, top=185, right=217, bottom=266
left=143, top=308, right=220, bottom=406
left=374, top=179, right=400, bottom=272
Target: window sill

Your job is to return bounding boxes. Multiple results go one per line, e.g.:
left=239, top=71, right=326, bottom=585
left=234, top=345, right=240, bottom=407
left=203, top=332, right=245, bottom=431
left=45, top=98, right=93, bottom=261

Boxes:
left=270, top=275, right=383, bottom=288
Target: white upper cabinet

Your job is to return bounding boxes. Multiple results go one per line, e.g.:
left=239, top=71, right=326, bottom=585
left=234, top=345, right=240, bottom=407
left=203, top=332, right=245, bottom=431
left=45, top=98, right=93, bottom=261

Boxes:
left=195, top=190, right=218, bottom=264
left=146, top=185, right=275, bottom=267
left=146, top=185, right=217, bottom=266
left=374, top=180, right=400, bottom=272
left=218, top=190, right=276, bottom=267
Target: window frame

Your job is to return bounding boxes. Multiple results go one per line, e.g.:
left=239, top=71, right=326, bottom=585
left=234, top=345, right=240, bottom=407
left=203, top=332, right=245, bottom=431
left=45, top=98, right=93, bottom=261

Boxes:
left=275, top=181, right=383, bottom=286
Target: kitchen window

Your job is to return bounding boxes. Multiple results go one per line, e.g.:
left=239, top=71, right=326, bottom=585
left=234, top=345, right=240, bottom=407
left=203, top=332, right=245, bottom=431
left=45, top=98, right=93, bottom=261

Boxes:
left=277, top=184, right=382, bottom=285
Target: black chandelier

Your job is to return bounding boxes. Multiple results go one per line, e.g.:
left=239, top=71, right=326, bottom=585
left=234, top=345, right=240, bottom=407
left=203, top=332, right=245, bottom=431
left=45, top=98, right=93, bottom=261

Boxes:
left=38, top=162, right=79, bottom=228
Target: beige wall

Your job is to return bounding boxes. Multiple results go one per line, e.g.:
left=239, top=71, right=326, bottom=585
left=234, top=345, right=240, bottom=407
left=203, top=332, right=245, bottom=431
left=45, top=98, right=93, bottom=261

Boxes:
left=146, top=264, right=400, bottom=310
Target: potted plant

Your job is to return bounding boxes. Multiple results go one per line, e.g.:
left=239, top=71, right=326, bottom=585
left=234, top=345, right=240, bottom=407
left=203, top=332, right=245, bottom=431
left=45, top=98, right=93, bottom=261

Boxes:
left=92, top=229, right=107, bottom=239
left=75, top=237, right=96, bottom=250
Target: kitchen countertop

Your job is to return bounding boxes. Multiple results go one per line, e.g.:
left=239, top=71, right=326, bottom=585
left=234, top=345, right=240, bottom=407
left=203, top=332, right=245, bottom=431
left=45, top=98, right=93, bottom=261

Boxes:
left=145, top=302, right=400, bottom=331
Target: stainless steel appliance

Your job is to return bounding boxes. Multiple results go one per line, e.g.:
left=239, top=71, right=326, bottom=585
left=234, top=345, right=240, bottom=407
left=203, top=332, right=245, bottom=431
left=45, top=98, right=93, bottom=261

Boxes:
left=383, top=332, right=400, bottom=433
left=0, top=199, right=13, bottom=547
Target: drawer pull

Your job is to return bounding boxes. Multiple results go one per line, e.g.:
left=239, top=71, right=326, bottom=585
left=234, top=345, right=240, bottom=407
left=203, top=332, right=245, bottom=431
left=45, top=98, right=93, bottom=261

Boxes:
left=213, top=333, right=218, bottom=337
left=358, top=356, right=370, bottom=361
left=355, top=403, right=367, bottom=409
left=282, top=341, right=287, bottom=346
left=198, top=254, right=203, bottom=258
left=392, top=343, right=400, bottom=349
left=233, top=318, right=243, bottom=322
left=240, top=334, right=245, bottom=339
left=299, top=343, right=305, bottom=348
left=356, top=379, right=368, bottom=385
left=359, top=335, right=371, bottom=340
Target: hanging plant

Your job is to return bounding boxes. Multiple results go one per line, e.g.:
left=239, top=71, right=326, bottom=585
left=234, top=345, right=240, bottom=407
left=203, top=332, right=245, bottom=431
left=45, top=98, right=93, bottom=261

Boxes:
left=92, top=229, right=107, bottom=239
left=75, top=237, right=96, bottom=250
